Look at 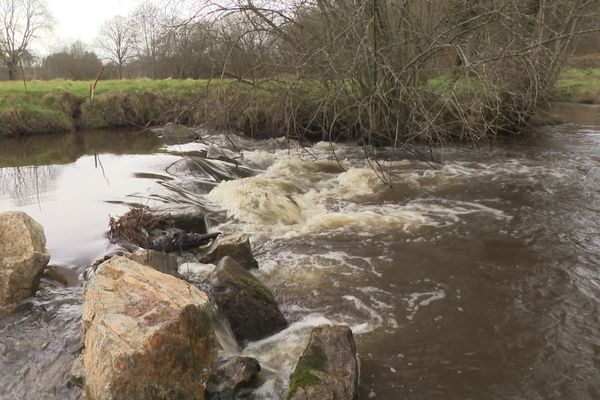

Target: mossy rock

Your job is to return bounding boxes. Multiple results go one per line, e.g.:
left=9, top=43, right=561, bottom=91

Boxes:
left=201, top=256, right=287, bottom=346
left=286, top=325, right=359, bottom=400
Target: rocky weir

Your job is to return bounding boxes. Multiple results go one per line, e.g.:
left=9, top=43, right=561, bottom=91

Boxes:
left=0, top=206, right=360, bottom=400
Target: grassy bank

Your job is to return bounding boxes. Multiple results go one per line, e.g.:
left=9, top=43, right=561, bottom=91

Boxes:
left=553, top=68, right=600, bottom=104
left=0, top=78, right=324, bottom=139
left=0, top=70, right=598, bottom=139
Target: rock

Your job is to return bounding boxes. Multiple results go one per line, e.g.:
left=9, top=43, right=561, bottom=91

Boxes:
left=207, top=356, right=261, bottom=400
left=69, top=354, right=85, bottom=387
left=152, top=123, right=199, bottom=143
left=43, top=265, right=80, bottom=286
left=108, top=207, right=210, bottom=250
left=152, top=208, right=208, bottom=234
left=0, top=211, right=50, bottom=310
left=196, top=234, right=258, bottom=270
left=81, top=256, right=216, bottom=400
left=202, top=256, right=287, bottom=346
left=286, top=325, right=359, bottom=400
left=128, top=248, right=180, bottom=276
left=82, top=248, right=133, bottom=282
left=147, top=229, right=220, bottom=253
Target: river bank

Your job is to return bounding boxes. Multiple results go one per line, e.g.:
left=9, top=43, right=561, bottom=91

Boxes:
left=1, top=69, right=599, bottom=140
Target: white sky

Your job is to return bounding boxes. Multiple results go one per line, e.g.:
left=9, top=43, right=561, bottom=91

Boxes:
left=42, top=0, right=143, bottom=53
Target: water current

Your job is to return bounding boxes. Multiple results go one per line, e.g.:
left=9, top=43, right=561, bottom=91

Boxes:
left=0, top=104, right=599, bottom=399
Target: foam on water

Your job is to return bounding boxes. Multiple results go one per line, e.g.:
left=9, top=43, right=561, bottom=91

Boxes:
left=206, top=153, right=516, bottom=239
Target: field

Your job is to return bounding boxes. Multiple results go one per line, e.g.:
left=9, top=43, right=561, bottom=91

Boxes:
left=0, top=70, right=598, bottom=138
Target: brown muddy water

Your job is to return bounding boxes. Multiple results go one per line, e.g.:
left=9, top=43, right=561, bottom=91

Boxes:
left=0, top=105, right=599, bottom=399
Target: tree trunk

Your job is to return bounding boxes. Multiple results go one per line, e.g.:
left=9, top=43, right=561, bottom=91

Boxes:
left=7, top=64, right=16, bottom=80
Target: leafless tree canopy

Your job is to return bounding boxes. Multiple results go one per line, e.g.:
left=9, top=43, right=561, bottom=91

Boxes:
left=0, top=0, right=50, bottom=80
left=96, top=16, right=135, bottom=79
left=189, top=0, right=599, bottom=144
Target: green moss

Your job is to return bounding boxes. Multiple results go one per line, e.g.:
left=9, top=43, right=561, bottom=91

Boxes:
left=286, top=342, right=329, bottom=399
left=231, top=274, right=275, bottom=303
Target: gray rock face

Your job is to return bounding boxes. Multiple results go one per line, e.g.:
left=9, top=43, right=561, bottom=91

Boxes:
left=207, top=356, right=261, bottom=400
left=286, top=325, right=359, bottom=400
left=128, top=247, right=180, bottom=277
left=197, top=234, right=258, bottom=270
left=0, top=211, right=50, bottom=310
left=81, top=256, right=216, bottom=400
left=202, top=256, right=287, bottom=346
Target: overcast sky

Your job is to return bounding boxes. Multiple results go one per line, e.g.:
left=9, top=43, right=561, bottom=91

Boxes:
left=43, top=0, right=143, bottom=52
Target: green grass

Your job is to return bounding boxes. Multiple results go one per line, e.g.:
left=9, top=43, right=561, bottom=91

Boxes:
left=429, top=69, right=600, bottom=104
left=0, top=78, right=257, bottom=137
left=554, top=68, right=600, bottom=103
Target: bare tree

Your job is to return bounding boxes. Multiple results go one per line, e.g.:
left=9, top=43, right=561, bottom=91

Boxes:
left=0, top=0, right=51, bottom=80
left=199, top=0, right=600, bottom=145
left=131, top=3, right=164, bottom=78
left=96, top=15, right=135, bottom=79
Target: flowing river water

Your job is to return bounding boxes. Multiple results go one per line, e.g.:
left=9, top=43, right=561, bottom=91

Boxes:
left=0, top=104, right=599, bottom=399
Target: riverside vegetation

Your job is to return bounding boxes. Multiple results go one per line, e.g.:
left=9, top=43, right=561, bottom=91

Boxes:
left=2, top=1, right=600, bottom=145
left=0, top=68, right=599, bottom=140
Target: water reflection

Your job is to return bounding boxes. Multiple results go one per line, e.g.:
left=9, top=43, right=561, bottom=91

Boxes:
left=0, top=129, right=161, bottom=168
left=0, top=166, right=60, bottom=207
left=0, top=130, right=171, bottom=267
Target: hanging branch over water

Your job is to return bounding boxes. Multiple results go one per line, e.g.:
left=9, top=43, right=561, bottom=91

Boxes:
left=179, top=0, right=600, bottom=145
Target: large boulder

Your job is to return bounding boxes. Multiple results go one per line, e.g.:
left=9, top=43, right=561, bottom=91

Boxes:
left=81, top=256, right=216, bottom=400
left=202, top=256, right=287, bottom=346
left=0, top=211, right=50, bottom=310
left=286, top=325, right=359, bottom=400
left=196, top=233, right=258, bottom=270
left=207, top=356, right=261, bottom=400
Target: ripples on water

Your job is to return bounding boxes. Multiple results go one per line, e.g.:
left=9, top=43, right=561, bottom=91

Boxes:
left=1, top=112, right=600, bottom=399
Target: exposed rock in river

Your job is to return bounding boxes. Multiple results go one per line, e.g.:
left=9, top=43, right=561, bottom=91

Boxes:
left=0, top=211, right=50, bottom=312
left=81, top=256, right=216, bottom=400
left=286, top=325, right=359, bottom=400
left=150, top=123, right=200, bottom=143
left=196, top=233, right=258, bottom=270
left=202, top=256, right=287, bottom=346
left=128, top=247, right=180, bottom=277
left=207, top=356, right=261, bottom=400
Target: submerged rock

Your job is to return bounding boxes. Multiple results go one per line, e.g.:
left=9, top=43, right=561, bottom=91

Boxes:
left=286, top=325, right=359, bottom=400
left=151, top=123, right=199, bottom=143
left=196, top=233, right=258, bottom=270
left=202, top=256, right=287, bottom=346
left=81, top=256, right=216, bottom=400
left=0, top=211, right=50, bottom=311
left=207, top=356, right=261, bottom=400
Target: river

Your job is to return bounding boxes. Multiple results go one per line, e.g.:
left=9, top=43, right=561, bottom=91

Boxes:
left=0, top=104, right=599, bottom=399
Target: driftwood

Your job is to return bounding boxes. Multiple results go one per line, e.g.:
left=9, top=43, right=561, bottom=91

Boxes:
left=108, top=208, right=219, bottom=252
